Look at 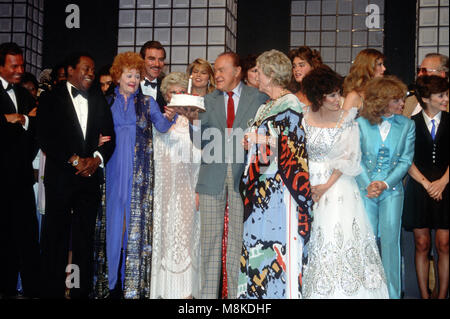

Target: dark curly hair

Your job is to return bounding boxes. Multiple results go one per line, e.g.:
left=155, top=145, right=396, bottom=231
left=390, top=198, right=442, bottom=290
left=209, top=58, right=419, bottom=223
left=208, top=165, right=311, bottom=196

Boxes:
left=240, top=54, right=257, bottom=83
left=301, top=65, right=343, bottom=112
left=287, top=46, right=323, bottom=93
left=415, top=75, right=449, bottom=110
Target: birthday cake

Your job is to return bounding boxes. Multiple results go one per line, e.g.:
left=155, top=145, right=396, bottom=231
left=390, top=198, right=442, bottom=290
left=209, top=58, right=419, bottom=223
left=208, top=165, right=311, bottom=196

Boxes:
left=167, top=93, right=205, bottom=111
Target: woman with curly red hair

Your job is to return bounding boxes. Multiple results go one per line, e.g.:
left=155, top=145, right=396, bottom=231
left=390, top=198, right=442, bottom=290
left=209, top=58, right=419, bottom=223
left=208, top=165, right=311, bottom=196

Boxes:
left=98, top=51, right=177, bottom=299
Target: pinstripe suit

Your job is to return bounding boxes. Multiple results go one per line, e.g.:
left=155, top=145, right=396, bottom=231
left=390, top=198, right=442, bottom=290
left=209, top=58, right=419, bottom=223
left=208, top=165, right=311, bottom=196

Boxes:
left=195, top=83, right=267, bottom=298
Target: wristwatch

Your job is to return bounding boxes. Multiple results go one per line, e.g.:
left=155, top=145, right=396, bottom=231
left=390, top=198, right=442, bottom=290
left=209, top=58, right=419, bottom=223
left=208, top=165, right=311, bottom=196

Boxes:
left=71, top=155, right=79, bottom=167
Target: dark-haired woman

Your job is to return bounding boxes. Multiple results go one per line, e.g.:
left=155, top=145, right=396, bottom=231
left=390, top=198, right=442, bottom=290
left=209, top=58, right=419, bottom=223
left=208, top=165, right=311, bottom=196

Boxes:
left=301, top=66, right=388, bottom=299
left=288, top=46, right=323, bottom=106
left=403, top=75, right=449, bottom=299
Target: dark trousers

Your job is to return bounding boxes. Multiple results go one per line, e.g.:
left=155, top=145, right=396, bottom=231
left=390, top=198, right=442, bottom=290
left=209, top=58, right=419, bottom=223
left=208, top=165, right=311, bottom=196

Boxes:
left=40, top=180, right=100, bottom=298
left=0, top=184, right=40, bottom=298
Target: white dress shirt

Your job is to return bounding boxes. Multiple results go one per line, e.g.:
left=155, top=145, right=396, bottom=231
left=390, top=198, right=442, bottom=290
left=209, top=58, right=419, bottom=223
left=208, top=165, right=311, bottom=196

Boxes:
left=1, top=75, right=29, bottom=130
left=140, top=77, right=157, bottom=100
left=422, top=109, right=441, bottom=135
left=378, top=115, right=393, bottom=142
left=67, top=81, right=104, bottom=166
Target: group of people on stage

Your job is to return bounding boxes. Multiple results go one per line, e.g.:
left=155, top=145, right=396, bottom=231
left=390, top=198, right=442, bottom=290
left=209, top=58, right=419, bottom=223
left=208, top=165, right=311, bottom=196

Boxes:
left=1, top=38, right=448, bottom=300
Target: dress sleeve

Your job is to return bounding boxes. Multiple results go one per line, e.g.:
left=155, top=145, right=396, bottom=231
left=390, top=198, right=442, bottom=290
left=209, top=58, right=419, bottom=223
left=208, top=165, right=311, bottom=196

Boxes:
left=148, top=97, right=175, bottom=133
left=328, top=120, right=362, bottom=177
left=276, top=109, right=313, bottom=240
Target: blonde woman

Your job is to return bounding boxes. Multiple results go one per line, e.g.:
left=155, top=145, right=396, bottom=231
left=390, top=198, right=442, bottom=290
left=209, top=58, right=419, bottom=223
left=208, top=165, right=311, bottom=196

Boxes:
left=186, top=58, right=215, bottom=96
left=342, top=48, right=386, bottom=111
left=150, top=72, right=201, bottom=299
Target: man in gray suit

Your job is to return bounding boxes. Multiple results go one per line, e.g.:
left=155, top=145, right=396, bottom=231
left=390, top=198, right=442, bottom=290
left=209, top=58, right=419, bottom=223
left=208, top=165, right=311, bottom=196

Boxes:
left=193, top=52, right=267, bottom=298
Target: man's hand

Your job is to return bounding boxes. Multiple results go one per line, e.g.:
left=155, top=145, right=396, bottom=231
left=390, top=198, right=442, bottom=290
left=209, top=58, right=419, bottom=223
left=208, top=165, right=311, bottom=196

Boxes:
left=4, top=113, right=25, bottom=125
left=75, top=157, right=102, bottom=177
left=28, top=107, right=37, bottom=117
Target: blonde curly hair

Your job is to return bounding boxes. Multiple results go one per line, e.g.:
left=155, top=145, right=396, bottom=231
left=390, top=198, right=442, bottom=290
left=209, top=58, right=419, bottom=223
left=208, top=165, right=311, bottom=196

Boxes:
left=360, top=76, right=407, bottom=125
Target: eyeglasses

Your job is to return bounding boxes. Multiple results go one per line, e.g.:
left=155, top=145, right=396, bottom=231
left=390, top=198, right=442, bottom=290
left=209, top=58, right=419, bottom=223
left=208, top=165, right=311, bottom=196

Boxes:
left=417, top=67, right=439, bottom=74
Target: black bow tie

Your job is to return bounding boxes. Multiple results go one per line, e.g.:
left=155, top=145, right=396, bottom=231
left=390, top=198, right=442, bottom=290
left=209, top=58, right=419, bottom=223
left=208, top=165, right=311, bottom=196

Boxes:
left=71, top=86, right=88, bottom=99
left=5, top=83, right=13, bottom=91
left=144, top=79, right=157, bottom=89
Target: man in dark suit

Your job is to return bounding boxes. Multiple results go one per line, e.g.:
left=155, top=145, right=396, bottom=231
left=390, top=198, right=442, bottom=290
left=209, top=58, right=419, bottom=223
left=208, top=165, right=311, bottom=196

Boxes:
left=37, top=52, right=115, bottom=298
left=0, top=42, right=40, bottom=299
left=139, top=40, right=166, bottom=112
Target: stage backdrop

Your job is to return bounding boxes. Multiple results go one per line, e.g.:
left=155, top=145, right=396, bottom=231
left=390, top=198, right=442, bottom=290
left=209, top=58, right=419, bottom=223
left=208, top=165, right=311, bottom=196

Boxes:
left=42, top=0, right=119, bottom=71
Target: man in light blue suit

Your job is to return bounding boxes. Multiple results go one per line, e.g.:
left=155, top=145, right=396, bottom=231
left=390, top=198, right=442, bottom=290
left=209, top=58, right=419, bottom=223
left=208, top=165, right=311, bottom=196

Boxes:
left=355, top=76, right=415, bottom=299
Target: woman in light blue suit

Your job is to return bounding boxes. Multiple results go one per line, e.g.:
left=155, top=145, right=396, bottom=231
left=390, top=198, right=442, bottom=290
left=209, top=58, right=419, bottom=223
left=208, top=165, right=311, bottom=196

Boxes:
left=356, top=76, right=415, bottom=299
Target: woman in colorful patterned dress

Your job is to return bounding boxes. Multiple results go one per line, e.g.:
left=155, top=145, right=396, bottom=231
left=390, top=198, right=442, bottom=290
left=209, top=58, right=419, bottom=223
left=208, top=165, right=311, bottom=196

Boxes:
left=238, top=49, right=313, bottom=299
left=301, top=66, right=388, bottom=299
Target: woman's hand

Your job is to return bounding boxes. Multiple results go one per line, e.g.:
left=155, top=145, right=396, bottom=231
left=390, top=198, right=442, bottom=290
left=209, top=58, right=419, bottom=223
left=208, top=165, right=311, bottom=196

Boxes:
left=311, top=183, right=330, bottom=203
left=427, top=177, right=448, bottom=201
left=366, top=181, right=387, bottom=198
left=241, top=132, right=272, bottom=150
left=98, top=134, right=111, bottom=147
left=195, top=192, right=200, bottom=211
left=163, top=106, right=177, bottom=121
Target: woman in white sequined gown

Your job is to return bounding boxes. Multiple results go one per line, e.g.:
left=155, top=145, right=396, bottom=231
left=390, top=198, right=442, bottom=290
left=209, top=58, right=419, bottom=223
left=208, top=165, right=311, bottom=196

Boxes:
left=150, top=72, right=201, bottom=299
left=301, top=67, right=388, bottom=299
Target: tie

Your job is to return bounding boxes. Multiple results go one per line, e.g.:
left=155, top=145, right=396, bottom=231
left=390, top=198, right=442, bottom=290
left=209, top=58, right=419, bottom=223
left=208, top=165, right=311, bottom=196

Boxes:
left=144, top=79, right=157, bottom=89
left=431, top=119, right=436, bottom=140
left=226, top=91, right=235, bottom=133
left=5, top=83, right=13, bottom=91
left=71, top=86, right=88, bottom=99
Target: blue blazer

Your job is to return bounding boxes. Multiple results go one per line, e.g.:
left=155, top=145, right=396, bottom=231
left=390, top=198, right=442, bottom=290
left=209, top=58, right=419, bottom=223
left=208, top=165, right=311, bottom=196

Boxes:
left=356, top=115, right=415, bottom=194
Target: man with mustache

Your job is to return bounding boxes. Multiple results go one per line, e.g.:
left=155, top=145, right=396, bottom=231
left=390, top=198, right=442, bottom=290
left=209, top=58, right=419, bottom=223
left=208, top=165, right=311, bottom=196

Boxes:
left=139, top=40, right=166, bottom=112
left=37, top=52, right=115, bottom=298
left=0, top=42, right=40, bottom=299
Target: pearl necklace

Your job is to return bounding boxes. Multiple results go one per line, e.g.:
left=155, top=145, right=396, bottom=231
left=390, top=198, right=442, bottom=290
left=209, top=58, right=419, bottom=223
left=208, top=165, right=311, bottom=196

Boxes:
left=252, top=89, right=290, bottom=127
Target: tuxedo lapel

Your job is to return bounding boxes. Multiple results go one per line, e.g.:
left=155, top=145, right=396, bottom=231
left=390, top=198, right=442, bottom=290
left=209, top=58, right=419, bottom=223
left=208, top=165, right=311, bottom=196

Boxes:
left=434, top=111, right=448, bottom=143
left=0, top=86, right=17, bottom=113
left=61, top=85, right=85, bottom=143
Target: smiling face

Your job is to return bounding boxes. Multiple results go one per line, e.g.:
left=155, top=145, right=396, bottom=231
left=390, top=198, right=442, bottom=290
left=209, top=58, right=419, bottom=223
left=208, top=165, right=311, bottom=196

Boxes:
left=292, top=57, right=312, bottom=83
left=118, top=68, right=140, bottom=97
left=191, top=65, right=210, bottom=89
left=0, top=54, right=24, bottom=84
left=214, top=55, right=241, bottom=92
left=424, top=91, right=449, bottom=114
left=165, top=84, right=186, bottom=103
left=143, top=48, right=165, bottom=81
left=67, top=56, right=95, bottom=92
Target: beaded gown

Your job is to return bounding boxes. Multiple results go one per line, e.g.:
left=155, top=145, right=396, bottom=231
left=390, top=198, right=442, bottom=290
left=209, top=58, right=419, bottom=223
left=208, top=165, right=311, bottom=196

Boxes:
left=302, top=108, right=389, bottom=299
left=150, top=114, right=201, bottom=299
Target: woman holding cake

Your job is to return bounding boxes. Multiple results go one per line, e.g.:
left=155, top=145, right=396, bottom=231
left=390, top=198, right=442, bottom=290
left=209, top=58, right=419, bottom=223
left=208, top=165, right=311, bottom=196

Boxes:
left=187, top=58, right=215, bottom=97
left=96, top=52, right=177, bottom=299
left=150, top=72, right=202, bottom=299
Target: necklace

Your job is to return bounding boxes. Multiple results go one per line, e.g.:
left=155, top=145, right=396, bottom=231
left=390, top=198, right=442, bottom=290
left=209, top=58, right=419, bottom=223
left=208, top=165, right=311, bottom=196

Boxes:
left=252, top=89, right=290, bottom=127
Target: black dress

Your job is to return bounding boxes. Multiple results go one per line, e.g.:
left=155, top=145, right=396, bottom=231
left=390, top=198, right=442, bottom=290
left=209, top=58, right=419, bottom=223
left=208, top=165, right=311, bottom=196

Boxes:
left=403, top=111, right=449, bottom=231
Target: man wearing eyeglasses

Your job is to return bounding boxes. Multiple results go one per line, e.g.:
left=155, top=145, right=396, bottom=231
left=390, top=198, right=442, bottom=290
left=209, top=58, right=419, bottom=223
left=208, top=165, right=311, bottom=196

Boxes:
left=403, top=53, right=449, bottom=118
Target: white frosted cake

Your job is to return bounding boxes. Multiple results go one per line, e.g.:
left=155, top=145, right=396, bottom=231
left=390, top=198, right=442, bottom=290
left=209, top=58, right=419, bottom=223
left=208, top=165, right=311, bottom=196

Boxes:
left=167, top=93, right=205, bottom=112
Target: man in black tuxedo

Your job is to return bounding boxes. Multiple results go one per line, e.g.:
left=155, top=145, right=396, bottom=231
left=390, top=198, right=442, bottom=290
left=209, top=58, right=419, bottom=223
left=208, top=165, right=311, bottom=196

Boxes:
left=139, top=40, right=166, bottom=112
left=0, top=42, right=40, bottom=298
left=37, top=52, right=115, bottom=298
